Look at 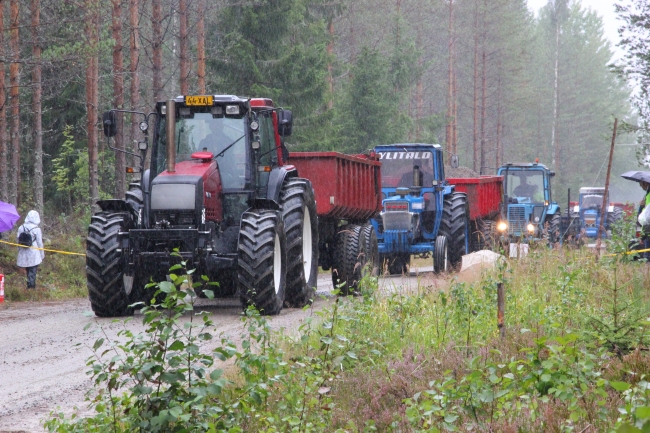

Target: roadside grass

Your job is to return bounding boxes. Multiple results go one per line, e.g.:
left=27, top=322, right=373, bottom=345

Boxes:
left=45, top=243, right=650, bottom=432
left=0, top=211, right=88, bottom=302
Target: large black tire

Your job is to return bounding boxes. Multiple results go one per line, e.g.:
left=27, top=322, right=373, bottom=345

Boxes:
left=331, top=224, right=370, bottom=295
left=607, top=207, right=623, bottom=237
left=380, top=253, right=410, bottom=275
left=359, top=224, right=380, bottom=278
left=125, top=182, right=143, bottom=212
left=280, top=178, right=319, bottom=308
left=86, top=212, right=134, bottom=317
left=433, top=235, right=449, bottom=274
left=544, top=214, right=561, bottom=244
left=237, top=210, right=287, bottom=315
left=439, top=193, right=469, bottom=268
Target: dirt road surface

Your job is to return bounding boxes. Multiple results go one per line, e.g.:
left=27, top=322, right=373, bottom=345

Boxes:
left=0, top=266, right=460, bottom=432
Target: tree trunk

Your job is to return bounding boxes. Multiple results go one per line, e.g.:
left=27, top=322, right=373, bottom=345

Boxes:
left=85, top=0, right=99, bottom=207
left=31, top=0, right=43, bottom=214
left=496, top=75, right=502, bottom=168
left=551, top=8, right=560, bottom=173
left=179, top=0, right=189, bottom=94
left=9, top=0, right=20, bottom=205
left=152, top=0, right=163, bottom=101
left=446, top=0, right=453, bottom=159
left=0, top=2, right=7, bottom=202
left=196, top=0, right=206, bottom=94
left=327, top=16, right=334, bottom=110
left=480, top=49, right=487, bottom=175
left=472, top=4, right=479, bottom=174
left=112, top=0, right=125, bottom=198
left=129, top=0, right=141, bottom=164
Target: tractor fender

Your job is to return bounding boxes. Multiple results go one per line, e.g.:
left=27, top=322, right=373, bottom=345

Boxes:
left=266, top=166, right=298, bottom=204
left=546, top=203, right=561, bottom=216
left=96, top=199, right=132, bottom=213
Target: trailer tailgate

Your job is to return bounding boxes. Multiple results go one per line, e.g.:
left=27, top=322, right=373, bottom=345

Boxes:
left=448, top=175, right=503, bottom=221
left=288, top=152, right=382, bottom=220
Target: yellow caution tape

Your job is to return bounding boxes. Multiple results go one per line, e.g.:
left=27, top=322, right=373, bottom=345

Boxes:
left=0, top=239, right=86, bottom=257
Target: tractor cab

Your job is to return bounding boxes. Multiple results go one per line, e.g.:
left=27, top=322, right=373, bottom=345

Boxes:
left=497, top=162, right=560, bottom=240
left=573, top=187, right=622, bottom=239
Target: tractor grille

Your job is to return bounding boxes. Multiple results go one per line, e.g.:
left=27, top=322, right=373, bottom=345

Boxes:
left=153, top=210, right=196, bottom=227
left=382, top=211, right=412, bottom=231
left=508, top=207, right=526, bottom=235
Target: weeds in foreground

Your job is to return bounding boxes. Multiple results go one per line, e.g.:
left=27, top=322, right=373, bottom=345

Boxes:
left=44, top=247, right=650, bottom=432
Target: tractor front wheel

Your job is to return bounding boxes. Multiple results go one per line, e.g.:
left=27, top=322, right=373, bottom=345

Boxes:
left=86, top=212, right=134, bottom=317
left=440, top=192, right=469, bottom=268
left=237, top=210, right=287, bottom=315
left=433, top=235, right=449, bottom=274
left=280, top=178, right=319, bottom=308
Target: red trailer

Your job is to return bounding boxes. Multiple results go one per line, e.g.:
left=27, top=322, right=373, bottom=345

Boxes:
left=447, top=175, right=504, bottom=251
left=288, top=152, right=382, bottom=292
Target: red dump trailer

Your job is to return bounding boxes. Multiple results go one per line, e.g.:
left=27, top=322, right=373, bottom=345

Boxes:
left=447, top=175, right=504, bottom=251
left=288, top=152, right=382, bottom=292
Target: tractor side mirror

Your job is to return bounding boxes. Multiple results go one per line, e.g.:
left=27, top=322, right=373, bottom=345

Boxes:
left=102, top=110, right=117, bottom=137
left=450, top=154, right=459, bottom=169
left=549, top=171, right=556, bottom=177
left=279, top=109, right=293, bottom=137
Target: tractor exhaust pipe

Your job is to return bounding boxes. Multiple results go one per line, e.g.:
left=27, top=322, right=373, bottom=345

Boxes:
left=166, top=99, right=176, bottom=173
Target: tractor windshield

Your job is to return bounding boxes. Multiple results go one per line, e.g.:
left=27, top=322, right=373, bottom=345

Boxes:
left=154, top=113, right=247, bottom=188
left=377, top=151, right=434, bottom=188
left=506, top=170, right=545, bottom=204
left=581, top=194, right=603, bottom=209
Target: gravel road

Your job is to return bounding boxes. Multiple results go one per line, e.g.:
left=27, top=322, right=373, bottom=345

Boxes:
left=0, top=267, right=447, bottom=432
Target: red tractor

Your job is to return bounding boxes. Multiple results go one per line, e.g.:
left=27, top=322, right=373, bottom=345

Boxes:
left=89, top=95, right=380, bottom=317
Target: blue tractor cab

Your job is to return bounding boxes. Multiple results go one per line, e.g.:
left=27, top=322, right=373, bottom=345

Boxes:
left=497, top=162, right=561, bottom=242
left=372, top=144, right=469, bottom=274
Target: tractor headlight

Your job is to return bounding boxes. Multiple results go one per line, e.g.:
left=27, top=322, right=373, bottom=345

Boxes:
left=534, top=216, right=540, bottom=223
left=497, top=221, right=508, bottom=232
left=527, top=223, right=535, bottom=233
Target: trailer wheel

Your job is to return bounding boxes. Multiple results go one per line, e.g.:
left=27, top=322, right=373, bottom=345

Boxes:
left=440, top=192, right=469, bottom=268
left=86, top=212, right=134, bottom=317
left=380, top=253, right=410, bottom=275
left=360, top=224, right=380, bottom=278
left=331, top=225, right=368, bottom=295
left=280, top=178, right=319, bottom=308
left=433, top=235, right=449, bottom=274
left=238, top=210, right=287, bottom=315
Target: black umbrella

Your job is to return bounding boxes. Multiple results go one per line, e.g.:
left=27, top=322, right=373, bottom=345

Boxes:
left=621, top=170, right=650, bottom=184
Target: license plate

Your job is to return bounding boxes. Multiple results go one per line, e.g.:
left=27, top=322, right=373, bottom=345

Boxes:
left=185, top=95, right=213, bottom=106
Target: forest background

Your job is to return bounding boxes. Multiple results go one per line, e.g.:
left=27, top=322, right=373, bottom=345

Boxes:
left=0, top=0, right=645, bottom=218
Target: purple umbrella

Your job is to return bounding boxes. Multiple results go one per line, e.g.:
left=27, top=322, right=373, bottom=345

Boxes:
left=0, top=201, right=20, bottom=232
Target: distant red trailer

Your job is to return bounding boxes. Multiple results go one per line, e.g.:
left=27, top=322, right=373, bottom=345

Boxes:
left=448, top=175, right=503, bottom=221
left=288, top=152, right=382, bottom=221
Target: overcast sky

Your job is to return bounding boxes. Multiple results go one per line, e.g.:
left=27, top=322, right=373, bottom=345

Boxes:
left=527, top=0, right=624, bottom=58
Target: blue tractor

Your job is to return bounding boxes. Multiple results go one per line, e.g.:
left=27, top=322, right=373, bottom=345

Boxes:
left=571, top=187, right=622, bottom=241
left=497, top=162, right=562, bottom=243
left=371, top=144, right=469, bottom=274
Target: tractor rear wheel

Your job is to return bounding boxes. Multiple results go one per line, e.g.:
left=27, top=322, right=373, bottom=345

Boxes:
left=237, top=210, right=287, bottom=315
left=607, top=207, right=623, bottom=237
left=440, top=193, right=469, bottom=268
left=433, top=235, right=449, bottom=274
left=280, top=178, right=319, bottom=308
left=86, top=212, right=134, bottom=317
left=544, top=214, right=561, bottom=244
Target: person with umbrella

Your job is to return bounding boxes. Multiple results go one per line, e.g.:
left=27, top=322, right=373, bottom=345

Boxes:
left=621, top=171, right=650, bottom=259
left=16, top=210, right=45, bottom=289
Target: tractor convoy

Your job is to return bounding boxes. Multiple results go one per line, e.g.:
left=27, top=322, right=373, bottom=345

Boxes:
left=87, top=93, right=627, bottom=318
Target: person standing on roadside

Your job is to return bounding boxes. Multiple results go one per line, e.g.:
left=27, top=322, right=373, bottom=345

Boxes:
left=16, top=210, right=45, bottom=289
left=638, top=180, right=650, bottom=260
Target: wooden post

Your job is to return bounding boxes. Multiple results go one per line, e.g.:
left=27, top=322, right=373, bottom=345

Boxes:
left=497, top=282, right=505, bottom=338
left=596, top=118, right=618, bottom=258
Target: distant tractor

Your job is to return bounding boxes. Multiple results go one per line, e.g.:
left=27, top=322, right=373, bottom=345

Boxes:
left=89, top=95, right=380, bottom=318
left=570, top=187, right=623, bottom=241
left=496, top=161, right=561, bottom=243
left=370, top=143, right=502, bottom=274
